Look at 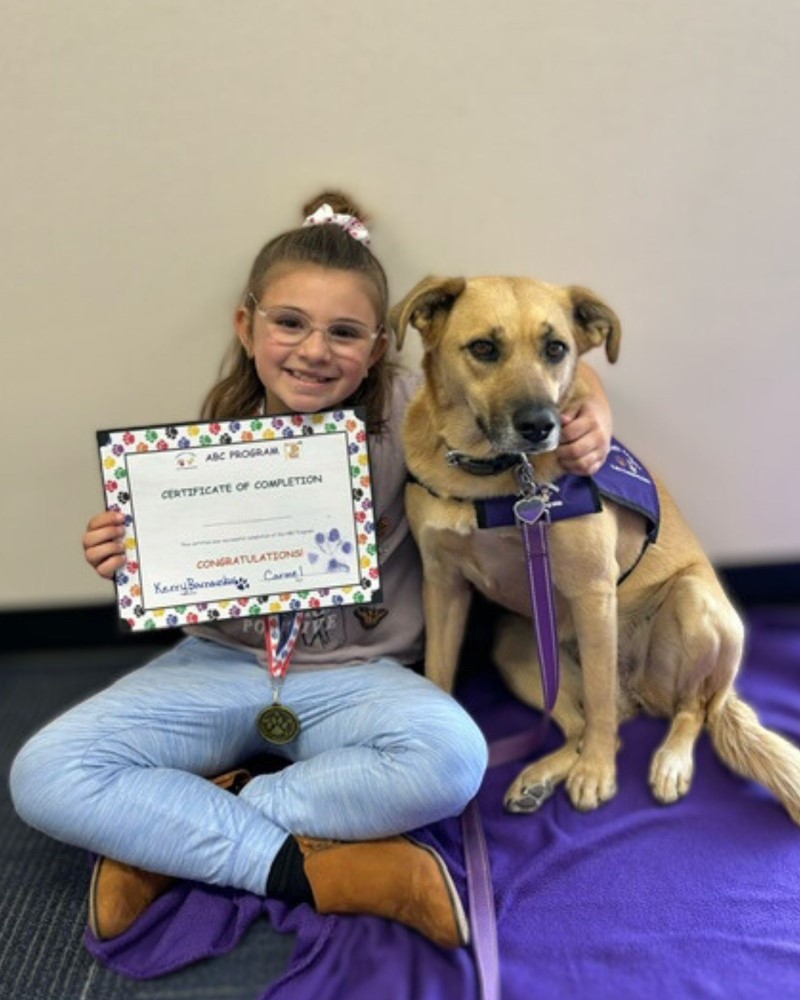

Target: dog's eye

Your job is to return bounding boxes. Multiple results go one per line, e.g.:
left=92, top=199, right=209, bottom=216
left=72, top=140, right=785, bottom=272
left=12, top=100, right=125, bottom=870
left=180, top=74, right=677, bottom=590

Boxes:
left=544, top=340, right=568, bottom=363
left=467, top=339, right=500, bottom=362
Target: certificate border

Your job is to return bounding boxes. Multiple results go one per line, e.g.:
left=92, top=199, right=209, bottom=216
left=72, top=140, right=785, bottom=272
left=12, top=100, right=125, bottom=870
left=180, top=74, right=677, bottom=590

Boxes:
left=97, top=407, right=380, bottom=632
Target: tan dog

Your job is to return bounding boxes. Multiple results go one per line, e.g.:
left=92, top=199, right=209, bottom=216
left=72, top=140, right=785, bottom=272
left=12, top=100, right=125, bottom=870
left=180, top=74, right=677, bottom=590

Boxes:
left=392, top=274, right=800, bottom=823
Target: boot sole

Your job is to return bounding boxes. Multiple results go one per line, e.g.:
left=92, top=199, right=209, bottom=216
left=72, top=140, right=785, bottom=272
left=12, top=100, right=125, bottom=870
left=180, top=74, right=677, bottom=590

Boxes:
left=87, top=856, right=104, bottom=939
left=406, top=836, right=470, bottom=946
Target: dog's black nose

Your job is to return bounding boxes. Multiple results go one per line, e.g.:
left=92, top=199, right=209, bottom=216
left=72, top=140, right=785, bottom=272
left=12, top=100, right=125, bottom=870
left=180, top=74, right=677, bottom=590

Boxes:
left=513, top=405, right=559, bottom=447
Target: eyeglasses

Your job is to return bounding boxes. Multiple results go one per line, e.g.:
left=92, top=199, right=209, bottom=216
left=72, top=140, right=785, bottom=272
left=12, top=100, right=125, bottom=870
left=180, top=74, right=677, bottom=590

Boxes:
left=247, top=294, right=382, bottom=357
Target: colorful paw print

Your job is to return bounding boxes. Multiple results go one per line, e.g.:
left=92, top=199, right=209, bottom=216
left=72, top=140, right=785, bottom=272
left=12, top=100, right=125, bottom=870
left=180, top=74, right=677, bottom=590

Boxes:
left=308, top=528, right=353, bottom=574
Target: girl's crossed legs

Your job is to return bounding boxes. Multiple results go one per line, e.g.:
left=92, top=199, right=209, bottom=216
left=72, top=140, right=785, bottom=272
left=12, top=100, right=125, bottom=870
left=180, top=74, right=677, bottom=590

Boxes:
left=10, top=637, right=487, bottom=896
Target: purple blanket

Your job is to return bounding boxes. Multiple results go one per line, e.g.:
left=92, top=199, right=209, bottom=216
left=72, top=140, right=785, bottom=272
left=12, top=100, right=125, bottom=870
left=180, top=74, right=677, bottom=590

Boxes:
left=87, top=609, right=800, bottom=999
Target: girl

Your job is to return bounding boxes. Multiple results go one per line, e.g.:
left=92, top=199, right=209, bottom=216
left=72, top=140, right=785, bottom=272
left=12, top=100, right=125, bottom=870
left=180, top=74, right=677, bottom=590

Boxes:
left=10, top=191, right=612, bottom=951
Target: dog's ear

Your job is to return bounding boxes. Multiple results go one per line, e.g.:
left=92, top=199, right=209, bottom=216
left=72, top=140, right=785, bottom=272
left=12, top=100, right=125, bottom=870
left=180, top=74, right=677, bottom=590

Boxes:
left=567, top=287, right=621, bottom=363
left=389, top=276, right=466, bottom=349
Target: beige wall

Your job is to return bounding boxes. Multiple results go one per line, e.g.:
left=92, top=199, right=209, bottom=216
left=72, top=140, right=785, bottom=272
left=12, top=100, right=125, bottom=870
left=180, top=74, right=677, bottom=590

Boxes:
left=2, top=0, right=799, bottom=610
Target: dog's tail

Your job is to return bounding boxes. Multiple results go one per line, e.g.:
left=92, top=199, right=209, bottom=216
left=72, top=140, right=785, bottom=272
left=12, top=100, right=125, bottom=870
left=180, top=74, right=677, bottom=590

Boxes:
left=707, top=691, right=800, bottom=825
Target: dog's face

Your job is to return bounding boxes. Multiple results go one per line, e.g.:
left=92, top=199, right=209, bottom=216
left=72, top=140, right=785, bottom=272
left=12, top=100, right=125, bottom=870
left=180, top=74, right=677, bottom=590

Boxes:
left=391, top=276, right=620, bottom=455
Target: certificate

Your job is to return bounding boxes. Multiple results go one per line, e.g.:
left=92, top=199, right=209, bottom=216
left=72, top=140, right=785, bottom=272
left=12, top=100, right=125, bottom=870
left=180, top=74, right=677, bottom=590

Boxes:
left=97, top=408, right=380, bottom=631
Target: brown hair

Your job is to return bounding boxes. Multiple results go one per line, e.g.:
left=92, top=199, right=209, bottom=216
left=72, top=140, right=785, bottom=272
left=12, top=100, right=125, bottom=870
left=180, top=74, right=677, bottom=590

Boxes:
left=201, top=190, right=397, bottom=432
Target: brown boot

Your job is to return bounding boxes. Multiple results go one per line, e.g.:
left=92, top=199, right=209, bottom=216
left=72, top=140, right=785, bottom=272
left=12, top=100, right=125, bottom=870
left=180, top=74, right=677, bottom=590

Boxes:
left=88, top=768, right=251, bottom=940
left=88, top=858, right=173, bottom=940
left=296, top=835, right=469, bottom=949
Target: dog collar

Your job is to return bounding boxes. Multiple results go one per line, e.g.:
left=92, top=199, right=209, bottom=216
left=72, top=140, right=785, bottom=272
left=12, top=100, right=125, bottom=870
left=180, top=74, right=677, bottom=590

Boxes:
left=444, top=449, right=522, bottom=476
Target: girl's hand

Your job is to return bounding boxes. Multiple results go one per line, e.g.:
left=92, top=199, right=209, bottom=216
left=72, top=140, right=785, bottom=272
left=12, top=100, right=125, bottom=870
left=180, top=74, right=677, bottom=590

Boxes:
left=557, top=364, right=613, bottom=476
left=83, top=511, right=126, bottom=580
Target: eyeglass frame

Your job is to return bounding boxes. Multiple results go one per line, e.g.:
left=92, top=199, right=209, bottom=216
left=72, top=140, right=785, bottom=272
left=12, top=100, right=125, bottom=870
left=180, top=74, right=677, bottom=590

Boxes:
left=246, top=293, right=384, bottom=354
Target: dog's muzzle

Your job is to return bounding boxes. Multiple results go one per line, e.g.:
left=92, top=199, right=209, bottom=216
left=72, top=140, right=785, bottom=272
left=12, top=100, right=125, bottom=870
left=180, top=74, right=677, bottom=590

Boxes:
left=512, top=404, right=560, bottom=451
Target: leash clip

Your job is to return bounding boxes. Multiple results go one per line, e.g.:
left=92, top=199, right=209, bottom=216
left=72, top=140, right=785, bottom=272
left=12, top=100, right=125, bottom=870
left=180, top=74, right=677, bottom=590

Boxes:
left=514, top=454, right=553, bottom=525
left=515, top=453, right=537, bottom=497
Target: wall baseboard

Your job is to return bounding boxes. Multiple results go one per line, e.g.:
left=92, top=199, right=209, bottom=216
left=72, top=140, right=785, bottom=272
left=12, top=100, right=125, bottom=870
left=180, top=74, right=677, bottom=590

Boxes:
left=717, top=561, right=800, bottom=609
left=2, top=603, right=181, bottom=654
left=1, top=562, right=797, bottom=654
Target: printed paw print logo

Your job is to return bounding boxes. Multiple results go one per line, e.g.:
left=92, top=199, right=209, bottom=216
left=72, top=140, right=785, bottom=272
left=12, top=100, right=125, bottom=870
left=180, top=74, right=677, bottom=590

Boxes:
left=235, top=578, right=249, bottom=591
left=308, top=528, right=353, bottom=574
left=176, top=452, right=196, bottom=469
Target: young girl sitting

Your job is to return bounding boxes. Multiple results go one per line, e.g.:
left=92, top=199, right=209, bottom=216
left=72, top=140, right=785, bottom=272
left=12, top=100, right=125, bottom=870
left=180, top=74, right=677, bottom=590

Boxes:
left=10, top=190, right=612, bottom=951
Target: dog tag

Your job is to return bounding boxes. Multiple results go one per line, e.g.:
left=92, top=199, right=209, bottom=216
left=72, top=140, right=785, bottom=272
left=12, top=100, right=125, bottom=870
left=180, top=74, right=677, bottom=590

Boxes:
left=514, top=496, right=546, bottom=525
left=257, top=702, right=301, bottom=745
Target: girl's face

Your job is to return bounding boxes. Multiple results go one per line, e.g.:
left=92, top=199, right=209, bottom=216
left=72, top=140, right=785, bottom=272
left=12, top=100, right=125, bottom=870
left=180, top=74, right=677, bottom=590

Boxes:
left=236, top=264, right=387, bottom=415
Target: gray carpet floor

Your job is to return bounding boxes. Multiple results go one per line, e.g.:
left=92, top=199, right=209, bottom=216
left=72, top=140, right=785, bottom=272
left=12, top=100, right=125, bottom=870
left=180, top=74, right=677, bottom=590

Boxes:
left=0, top=646, right=294, bottom=1000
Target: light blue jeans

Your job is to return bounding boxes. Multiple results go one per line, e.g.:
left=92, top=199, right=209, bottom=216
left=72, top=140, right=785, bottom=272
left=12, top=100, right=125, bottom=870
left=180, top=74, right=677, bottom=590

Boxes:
left=9, top=637, right=487, bottom=895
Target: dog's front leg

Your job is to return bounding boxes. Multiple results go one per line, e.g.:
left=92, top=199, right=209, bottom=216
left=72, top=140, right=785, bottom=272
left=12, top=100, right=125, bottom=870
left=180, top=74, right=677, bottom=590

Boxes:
left=564, top=590, right=620, bottom=810
left=421, top=561, right=473, bottom=694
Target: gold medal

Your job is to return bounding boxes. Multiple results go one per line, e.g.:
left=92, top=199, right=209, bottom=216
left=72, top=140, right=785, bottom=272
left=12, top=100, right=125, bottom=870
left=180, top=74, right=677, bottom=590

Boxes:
left=258, top=702, right=301, bottom=745
left=260, top=613, right=303, bottom=744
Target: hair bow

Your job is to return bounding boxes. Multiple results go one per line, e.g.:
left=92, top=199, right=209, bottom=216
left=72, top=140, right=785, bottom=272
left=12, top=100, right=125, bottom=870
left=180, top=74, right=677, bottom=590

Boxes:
left=302, top=204, right=371, bottom=246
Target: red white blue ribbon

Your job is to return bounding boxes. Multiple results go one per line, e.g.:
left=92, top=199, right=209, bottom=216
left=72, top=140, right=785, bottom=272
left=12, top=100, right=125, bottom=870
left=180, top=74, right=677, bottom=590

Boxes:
left=264, top=613, right=304, bottom=686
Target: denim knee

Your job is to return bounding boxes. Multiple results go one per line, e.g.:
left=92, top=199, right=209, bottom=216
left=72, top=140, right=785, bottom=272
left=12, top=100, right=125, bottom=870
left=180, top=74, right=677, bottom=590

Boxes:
left=447, top=708, right=489, bottom=804
left=9, top=731, right=54, bottom=832
left=9, top=722, right=92, bottom=839
left=415, top=703, right=489, bottom=816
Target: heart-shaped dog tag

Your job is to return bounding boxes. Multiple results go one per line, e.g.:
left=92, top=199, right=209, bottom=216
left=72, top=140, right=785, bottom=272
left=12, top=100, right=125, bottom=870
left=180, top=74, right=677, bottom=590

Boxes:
left=514, top=496, right=546, bottom=525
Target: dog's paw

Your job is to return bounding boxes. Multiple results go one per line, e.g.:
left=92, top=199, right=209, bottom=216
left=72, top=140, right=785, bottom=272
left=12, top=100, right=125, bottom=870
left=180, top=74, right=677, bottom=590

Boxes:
left=649, top=748, right=693, bottom=804
left=504, top=778, right=555, bottom=814
left=565, top=761, right=617, bottom=811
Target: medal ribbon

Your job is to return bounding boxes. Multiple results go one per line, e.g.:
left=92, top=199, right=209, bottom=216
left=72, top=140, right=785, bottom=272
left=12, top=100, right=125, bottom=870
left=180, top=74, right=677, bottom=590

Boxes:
left=264, top=612, right=304, bottom=693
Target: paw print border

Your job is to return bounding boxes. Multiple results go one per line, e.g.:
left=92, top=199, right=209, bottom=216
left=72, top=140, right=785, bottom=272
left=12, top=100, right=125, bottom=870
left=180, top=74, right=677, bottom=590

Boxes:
left=96, top=408, right=380, bottom=632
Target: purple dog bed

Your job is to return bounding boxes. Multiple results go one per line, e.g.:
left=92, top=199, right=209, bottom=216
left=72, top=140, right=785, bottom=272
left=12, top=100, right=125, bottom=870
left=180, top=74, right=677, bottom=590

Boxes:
left=86, top=608, right=800, bottom=999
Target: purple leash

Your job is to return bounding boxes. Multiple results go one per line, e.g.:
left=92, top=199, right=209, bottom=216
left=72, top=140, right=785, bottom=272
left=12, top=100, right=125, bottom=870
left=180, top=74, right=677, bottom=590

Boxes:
left=462, top=732, right=549, bottom=1000
left=512, top=451, right=561, bottom=719
left=463, top=457, right=560, bottom=1000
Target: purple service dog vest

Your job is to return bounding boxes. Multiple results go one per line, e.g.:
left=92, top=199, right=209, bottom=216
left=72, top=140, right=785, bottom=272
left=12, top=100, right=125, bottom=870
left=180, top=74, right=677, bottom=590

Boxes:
left=475, top=438, right=660, bottom=551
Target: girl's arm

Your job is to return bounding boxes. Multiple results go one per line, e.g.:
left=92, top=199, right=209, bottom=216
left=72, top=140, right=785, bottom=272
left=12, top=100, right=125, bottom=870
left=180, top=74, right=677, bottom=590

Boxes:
left=557, top=362, right=613, bottom=476
left=83, top=510, right=126, bottom=579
